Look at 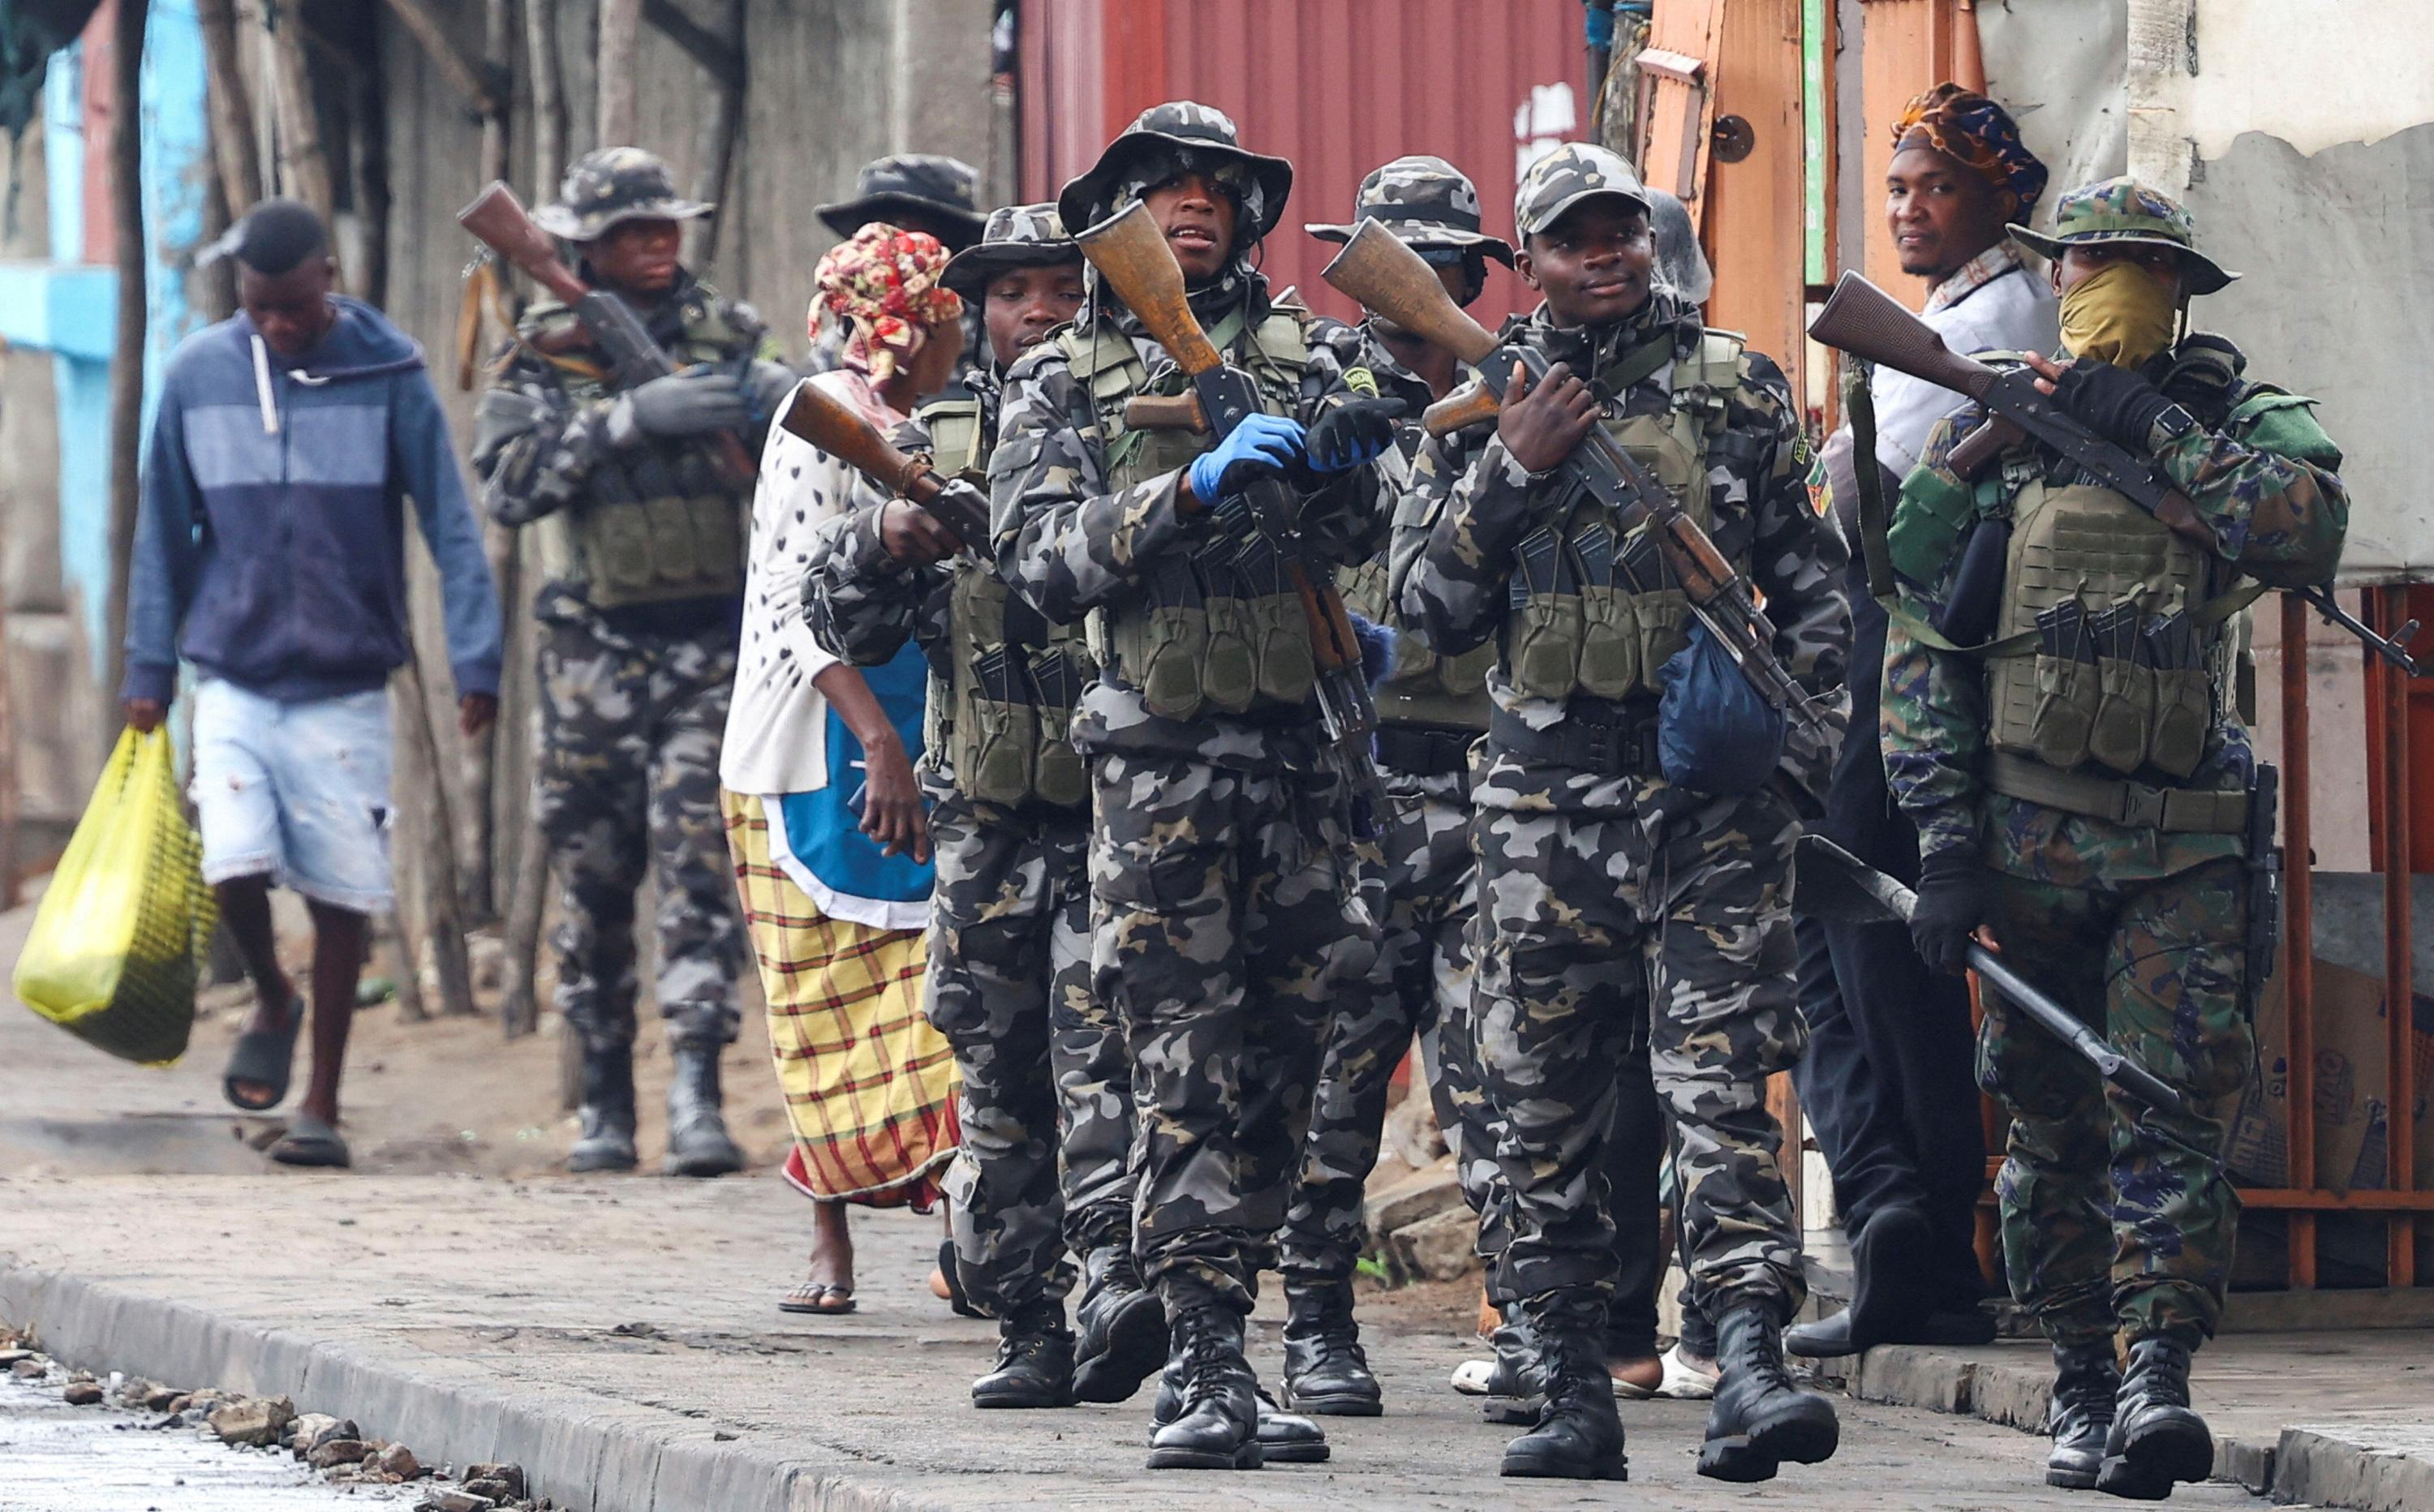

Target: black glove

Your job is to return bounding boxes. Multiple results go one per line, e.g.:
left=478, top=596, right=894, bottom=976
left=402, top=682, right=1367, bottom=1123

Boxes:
left=625, top=369, right=754, bottom=440
left=1301, top=397, right=1408, bottom=474
left=2045, top=357, right=2174, bottom=452
left=1909, top=848, right=1991, bottom=977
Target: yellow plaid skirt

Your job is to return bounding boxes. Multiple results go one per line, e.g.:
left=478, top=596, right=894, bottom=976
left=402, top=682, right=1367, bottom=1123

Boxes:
left=721, top=791, right=957, bottom=1208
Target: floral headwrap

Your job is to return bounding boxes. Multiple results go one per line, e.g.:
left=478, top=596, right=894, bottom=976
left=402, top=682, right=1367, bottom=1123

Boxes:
left=811, top=223, right=964, bottom=384
left=1890, top=84, right=2049, bottom=220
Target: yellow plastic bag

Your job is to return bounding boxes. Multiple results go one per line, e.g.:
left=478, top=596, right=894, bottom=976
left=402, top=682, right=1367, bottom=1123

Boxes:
left=11, top=727, right=216, bottom=1064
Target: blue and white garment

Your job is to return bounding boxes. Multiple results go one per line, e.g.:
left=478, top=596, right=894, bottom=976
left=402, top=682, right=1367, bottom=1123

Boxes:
left=767, top=639, right=935, bottom=930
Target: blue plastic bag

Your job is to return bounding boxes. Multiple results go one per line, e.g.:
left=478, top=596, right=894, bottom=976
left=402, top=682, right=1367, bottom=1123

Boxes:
left=1656, top=623, right=1786, bottom=796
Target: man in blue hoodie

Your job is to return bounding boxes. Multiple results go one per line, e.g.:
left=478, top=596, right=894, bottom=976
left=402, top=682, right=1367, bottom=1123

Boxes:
left=122, top=199, right=503, bottom=1169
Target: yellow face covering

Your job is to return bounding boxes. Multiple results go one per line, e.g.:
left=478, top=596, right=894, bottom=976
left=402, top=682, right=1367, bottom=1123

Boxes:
left=2058, top=258, right=2179, bottom=368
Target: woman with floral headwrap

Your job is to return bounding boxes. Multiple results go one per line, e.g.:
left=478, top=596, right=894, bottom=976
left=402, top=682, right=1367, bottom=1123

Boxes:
left=720, top=224, right=969, bottom=1315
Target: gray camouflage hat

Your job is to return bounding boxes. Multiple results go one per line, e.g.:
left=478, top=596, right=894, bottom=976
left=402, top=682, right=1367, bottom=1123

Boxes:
left=1056, top=101, right=1294, bottom=242
left=1305, top=155, right=1516, bottom=266
left=532, top=147, right=712, bottom=242
left=942, top=203, right=1082, bottom=299
left=815, top=154, right=987, bottom=250
left=1513, top=143, right=1651, bottom=238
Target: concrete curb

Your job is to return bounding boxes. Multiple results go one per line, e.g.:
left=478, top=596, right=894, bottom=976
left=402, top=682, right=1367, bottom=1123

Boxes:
left=1808, top=1341, right=2434, bottom=1507
left=0, top=1259, right=953, bottom=1512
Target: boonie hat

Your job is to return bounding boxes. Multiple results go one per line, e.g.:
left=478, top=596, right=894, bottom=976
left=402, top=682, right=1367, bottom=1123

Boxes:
left=2007, top=176, right=2238, bottom=297
left=1305, top=155, right=1515, bottom=266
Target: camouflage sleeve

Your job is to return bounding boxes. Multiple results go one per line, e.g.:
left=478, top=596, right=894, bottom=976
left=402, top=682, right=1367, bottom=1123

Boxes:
left=987, top=340, right=1198, bottom=623
left=1879, top=409, right=1990, bottom=861
left=471, top=351, right=627, bottom=526
left=1735, top=351, right=1850, bottom=694
left=1292, top=317, right=1388, bottom=569
left=1396, top=422, right=1528, bottom=658
left=800, top=501, right=945, bottom=667
left=2157, top=393, right=2347, bottom=587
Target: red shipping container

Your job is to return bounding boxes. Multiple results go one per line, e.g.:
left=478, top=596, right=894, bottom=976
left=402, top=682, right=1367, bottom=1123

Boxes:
left=1018, top=0, right=1593, bottom=327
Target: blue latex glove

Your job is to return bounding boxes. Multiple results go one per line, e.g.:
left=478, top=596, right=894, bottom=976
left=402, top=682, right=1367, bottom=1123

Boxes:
left=1188, top=412, right=1305, bottom=503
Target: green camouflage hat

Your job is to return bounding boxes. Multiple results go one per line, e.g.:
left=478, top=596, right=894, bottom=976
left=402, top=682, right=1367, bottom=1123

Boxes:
left=1056, top=101, right=1294, bottom=241
left=942, top=203, right=1081, bottom=299
left=2007, top=175, right=2238, bottom=295
left=531, top=147, right=712, bottom=242
left=1305, top=155, right=1516, bottom=266
left=1513, top=143, right=1651, bottom=238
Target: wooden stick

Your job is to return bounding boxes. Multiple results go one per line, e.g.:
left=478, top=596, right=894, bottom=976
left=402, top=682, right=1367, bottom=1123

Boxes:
left=195, top=0, right=263, bottom=215
left=526, top=0, right=567, bottom=197
left=376, top=0, right=504, bottom=114
left=686, top=0, right=745, bottom=269
left=263, top=0, right=336, bottom=228
left=596, top=0, right=643, bottom=147
left=103, top=0, right=148, bottom=714
left=458, top=0, right=516, bottom=925
left=395, top=659, right=479, bottom=1016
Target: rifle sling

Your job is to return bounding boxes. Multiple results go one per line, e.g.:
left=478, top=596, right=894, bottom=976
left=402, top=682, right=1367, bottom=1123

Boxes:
left=1843, top=359, right=1897, bottom=603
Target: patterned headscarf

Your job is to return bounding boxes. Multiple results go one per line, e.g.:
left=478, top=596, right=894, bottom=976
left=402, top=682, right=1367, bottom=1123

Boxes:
left=811, top=223, right=964, bottom=384
left=1890, top=84, right=2049, bottom=220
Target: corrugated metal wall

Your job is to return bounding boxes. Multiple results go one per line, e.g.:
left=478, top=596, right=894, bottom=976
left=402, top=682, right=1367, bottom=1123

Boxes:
left=1019, top=0, right=1590, bottom=326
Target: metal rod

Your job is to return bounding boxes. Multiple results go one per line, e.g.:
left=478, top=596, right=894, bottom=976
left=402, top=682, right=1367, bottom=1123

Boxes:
left=2377, top=586, right=2416, bottom=1286
left=2281, top=591, right=2318, bottom=1288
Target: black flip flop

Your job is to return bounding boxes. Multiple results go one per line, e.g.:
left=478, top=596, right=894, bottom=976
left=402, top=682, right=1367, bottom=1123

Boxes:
left=223, top=996, right=307, bottom=1112
left=778, top=1282, right=856, bottom=1316
left=268, top=1114, right=351, bottom=1169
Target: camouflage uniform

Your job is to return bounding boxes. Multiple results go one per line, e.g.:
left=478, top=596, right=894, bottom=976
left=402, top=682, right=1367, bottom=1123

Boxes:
left=799, top=204, right=1130, bottom=1318
left=474, top=151, right=784, bottom=1166
left=1881, top=179, right=2348, bottom=1350
left=1398, top=149, right=1849, bottom=1340
left=991, top=108, right=1385, bottom=1325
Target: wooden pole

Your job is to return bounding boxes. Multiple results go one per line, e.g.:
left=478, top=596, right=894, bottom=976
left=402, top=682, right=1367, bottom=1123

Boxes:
left=596, top=0, right=642, bottom=147
left=376, top=0, right=504, bottom=115
left=393, top=657, right=479, bottom=1016
left=263, top=0, right=336, bottom=228
left=347, top=45, right=389, bottom=309
left=195, top=0, right=263, bottom=215
left=526, top=0, right=567, bottom=195
left=102, top=0, right=149, bottom=718
left=497, top=771, right=550, bottom=1038
left=460, top=0, right=517, bottom=924
left=686, top=0, right=744, bottom=270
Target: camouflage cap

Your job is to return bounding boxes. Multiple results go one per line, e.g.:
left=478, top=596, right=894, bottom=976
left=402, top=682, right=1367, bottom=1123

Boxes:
left=1056, top=100, right=1294, bottom=242
left=815, top=154, right=987, bottom=250
left=531, top=147, right=712, bottom=242
left=2007, top=175, right=2238, bottom=296
left=942, top=203, right=1082, bottom=298
left=1305, top=155, right=1515, bottom=267
left=1512, top=142, right=1650, bottom=238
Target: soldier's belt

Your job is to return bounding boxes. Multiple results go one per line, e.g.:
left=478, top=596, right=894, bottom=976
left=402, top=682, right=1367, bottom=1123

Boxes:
left=1374, top=724, right=1478, bottom=779
left=1985, top=753, right=2247, bottom=835
left=1488, top=700, right=1660, bottom=775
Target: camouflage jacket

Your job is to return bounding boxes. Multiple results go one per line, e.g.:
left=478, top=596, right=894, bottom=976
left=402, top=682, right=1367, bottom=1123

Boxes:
left=987, top=288, right=1385, bottom=769
left=1396, top=294, right=1849, bottom=766
left=1881, top=334, right=2347, bottom=885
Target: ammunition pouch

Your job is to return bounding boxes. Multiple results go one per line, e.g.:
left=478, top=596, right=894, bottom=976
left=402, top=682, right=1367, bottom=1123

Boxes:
left=943, top=568, right=1092, bottom=810
left=1338, top=556, right=1494, bottom=730
left=1486, top=698, right=1661, bottom=776
left=1374, top=724, right=1477, bottom=779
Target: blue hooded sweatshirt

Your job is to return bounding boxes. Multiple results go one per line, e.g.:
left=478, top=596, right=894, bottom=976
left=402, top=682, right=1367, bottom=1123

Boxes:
left=122, top=296, right=502, bottom=706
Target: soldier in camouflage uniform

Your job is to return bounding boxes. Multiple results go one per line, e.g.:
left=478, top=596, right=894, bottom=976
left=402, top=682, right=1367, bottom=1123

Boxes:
left=1881, top=178, right=2346, bottom=1500
left=808, top=156, right=987, bottom=377
left=1275, top=156, right=1512, bottom=1418
left=474, top=148, right=797, bottom=1178
left=990, top=102, right=1400, bottom=1471
left=1400, top=144, right=1850, bottom=1483
left=803, top=205, right=1163, bottom=1410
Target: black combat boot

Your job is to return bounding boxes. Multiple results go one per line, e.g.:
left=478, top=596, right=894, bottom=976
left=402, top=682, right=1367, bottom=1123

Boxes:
left=567, top=1040, right=639, bottom=1174
left=1282, top=1276, right=1383, bottom=1415
left=2096, top=1337, right=2213, bottom=1500
left=1472, top=1312, right=1543, bottom=1424
left=2047, top=1338, right=2122, bottom=1490
left=1500, top=1302, right=1628, bottom=1481
left=1144, top=1299, right=1262, bottom=1470
left=1151, top=1364, right=1329, bottom=1463
left=1073, top=1245, right=1167, bottom=1403
left=663, top=1037, right=746, bottom=1177
left=1697, top=1304, right=1842, bottom=1482
left=971, top=1302, right=1077, bottom=1409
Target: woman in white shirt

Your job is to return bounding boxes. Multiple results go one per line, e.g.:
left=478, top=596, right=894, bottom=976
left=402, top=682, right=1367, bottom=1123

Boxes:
left=720, top=224, right=967, bottom=1315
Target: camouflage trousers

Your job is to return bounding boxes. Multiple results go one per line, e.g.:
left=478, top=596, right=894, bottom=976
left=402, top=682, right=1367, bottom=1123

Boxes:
left=926, top=772, right=1132, bottom=1315
left=534, top=612, right=746, bottom=1052
left=1280, top=770, right=1482, bottom=1282
left=1471, top=747, right=1807, bottom=1322
left=1089, top=749, right=1370, bottom=1315
left=1985, top=854, right=2251, bottom=1348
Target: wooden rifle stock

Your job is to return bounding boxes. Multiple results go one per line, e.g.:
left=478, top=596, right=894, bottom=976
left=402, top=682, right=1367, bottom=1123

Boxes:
left=1422, top=380, right=1499, bottom=437
left=778, top=380, right=931, bottom=502
left=1074, top=203, right=1223, bottom=377
left=458, top=182, right=588, bottom=308
left=1807, top=271, right=1998, bottom=404
left=1122, top=393, right=1208, bottom=434
left=1320, top=221, right=1502, bottom=367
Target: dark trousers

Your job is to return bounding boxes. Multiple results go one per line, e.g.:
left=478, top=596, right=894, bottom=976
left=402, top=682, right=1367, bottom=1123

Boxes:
left=1789, top=573, right=1986, bottom=1309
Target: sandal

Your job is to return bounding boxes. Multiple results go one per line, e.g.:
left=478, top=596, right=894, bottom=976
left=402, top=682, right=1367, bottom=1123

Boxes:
left=779, top=1281, right=856, bottom=1315
left=268, top=1113, right=351, bottom=1169
left=224, top=996, right=307, bottom=1112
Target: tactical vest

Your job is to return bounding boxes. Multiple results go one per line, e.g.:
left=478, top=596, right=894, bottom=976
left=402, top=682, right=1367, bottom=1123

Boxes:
left=1065, top=307, right=1320, bottom=723
left=1503, top=330, right=1744, bottom=703
left=918, top=389, right=1094, bottom=811
left=530, top=294, right=758, bottom=610
left=1337, top=556, right=1494, bottom=730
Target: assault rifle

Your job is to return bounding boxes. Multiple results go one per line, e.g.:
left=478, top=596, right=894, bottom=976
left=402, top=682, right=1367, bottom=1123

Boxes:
left=1073, top=200, right=1387, bottom=834
left=1806, top=271, right=2422, bottom=675
left=458, top=180, right=758, bottom=492
left=1796, top=835, right=2186, bottom=1115
left=772, top=378, right=993, bottom=552
left=1320, top=218, right=1844, bottom=772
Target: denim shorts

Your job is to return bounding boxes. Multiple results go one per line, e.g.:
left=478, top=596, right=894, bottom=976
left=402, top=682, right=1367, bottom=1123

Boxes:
left=191, top=678, right=396, bottom=913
